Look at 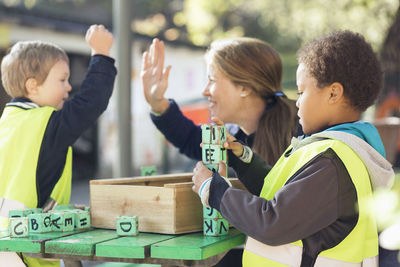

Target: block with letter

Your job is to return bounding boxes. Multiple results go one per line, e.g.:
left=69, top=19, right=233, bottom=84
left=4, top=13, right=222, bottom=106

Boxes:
left=9, top=209, right=33, bottom=219
left=203, top=218, right=229, bottom=236
left=140, top=165, right=158, bottom=176
left=9, top=217, right=29, bottom=238
left=116, top=215, right=138, bottom=236
left=73, top=209, right=90, bottom=230
left=28, top=213, right=52, bottom=233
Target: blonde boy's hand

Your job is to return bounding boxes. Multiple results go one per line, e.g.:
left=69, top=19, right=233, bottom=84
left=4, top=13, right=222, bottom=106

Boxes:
left=211, top=117, right=244, bottom=157
left=85, top=24, right=113, bottom=57
left=141, top=38, right=172, bottom=114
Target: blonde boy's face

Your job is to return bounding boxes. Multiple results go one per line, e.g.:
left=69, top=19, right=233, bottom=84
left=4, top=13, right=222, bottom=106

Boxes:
left=296, top=63, right=332, bottom=135
left=34, top=60, right=71, bottom=110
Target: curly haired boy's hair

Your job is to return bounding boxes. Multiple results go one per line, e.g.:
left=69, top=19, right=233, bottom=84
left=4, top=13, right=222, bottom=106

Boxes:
left=297, top=30, right=383, bottom=112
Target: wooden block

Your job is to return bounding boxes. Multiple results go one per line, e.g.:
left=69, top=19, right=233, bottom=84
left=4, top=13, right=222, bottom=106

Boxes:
left=9, top=217, right=29, bottom=238
left=202, top=144, right=220, bottom=164
left=205, top=163, right=218, bottom=173
left=29, top=208, right=43, bottom=214
left=203, top=207, right=222, bottom=219
left=203, top=218, right=229, bottom=236
left=116, top=216, right=138, bottom=236
left=28, top=213, right=52, bottom=233
left=201, top=124, right=212, bottom=144
left=140, top=165, right=158, bottom=176
left=8, top=209, right=33, bottom=219
left=74, top=210, right=90, bottom=230
left=218, top=126, right=227, bottom=143
left=54, top=204, right=75, bottom=211
left=51, top=212, right=64, bottom=231
left=62, top=211, right=75, bottom=232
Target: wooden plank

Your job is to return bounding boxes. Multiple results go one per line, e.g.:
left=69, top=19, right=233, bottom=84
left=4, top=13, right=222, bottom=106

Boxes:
left=0, top=230, right=83, bottom=253
left=95, top=233, right=174, bottom=259
left=151, top=228, right=245, bottom=260
left=45, top=229, right=118, bottom=256
left=90, top=173, right=193, bottom=185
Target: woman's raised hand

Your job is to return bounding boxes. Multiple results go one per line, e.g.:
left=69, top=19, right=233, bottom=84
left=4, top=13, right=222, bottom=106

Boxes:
left=141, top=38, right=172, bottom=114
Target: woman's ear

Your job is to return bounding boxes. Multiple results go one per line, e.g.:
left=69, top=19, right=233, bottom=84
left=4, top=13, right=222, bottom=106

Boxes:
left=239, top=87, right=251, bottom=97
left=25, top=78, right=38, bottom=97
left=328, top=82, right=344, bottom=104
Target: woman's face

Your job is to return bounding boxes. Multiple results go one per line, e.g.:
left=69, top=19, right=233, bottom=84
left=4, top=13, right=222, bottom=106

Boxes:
left=202, top=64, right=243, bottom=123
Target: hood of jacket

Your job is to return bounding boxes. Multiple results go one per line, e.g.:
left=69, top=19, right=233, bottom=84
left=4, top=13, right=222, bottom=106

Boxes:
left=291, top=121, right=394, bottom=189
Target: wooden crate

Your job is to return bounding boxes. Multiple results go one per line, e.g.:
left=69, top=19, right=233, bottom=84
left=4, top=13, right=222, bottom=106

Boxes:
left=90, top=173, right=245, bottom=234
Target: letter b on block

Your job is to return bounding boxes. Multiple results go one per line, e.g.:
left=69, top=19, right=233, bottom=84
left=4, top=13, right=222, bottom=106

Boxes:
left=116, top=216, right=138, bottom=236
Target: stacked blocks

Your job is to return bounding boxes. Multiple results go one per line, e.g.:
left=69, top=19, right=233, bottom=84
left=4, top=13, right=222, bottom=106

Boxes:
left=201, top=124, right=229, bottom=236
left=8, top=206, right=91, bottom=238
left=116, top=215, right=138, bottom=236
left=203, top=207, right=229, bottom=236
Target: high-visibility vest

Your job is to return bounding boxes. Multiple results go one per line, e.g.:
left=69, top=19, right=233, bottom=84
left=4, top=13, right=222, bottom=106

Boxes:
left=0, top=105, right=72, bottom=267
left=243, top=138, right=378, bottom=267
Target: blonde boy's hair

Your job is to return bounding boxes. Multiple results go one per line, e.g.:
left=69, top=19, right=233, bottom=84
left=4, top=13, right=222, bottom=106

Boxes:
left=1, top=40, right=69, bottom=98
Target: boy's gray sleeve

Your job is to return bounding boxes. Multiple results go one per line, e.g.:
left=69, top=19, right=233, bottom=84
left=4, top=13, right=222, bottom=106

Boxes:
left=213, top=150, right=358, bottom=246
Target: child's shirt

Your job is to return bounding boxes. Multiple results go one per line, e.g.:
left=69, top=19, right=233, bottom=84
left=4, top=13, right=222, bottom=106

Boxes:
left=207, top=121, right=393, bottom=247
left=1, top=55, right=116, bottom=208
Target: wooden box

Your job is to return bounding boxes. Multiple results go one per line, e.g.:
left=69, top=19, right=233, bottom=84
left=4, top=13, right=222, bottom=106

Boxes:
left=90, top=173, right=244, bottom=234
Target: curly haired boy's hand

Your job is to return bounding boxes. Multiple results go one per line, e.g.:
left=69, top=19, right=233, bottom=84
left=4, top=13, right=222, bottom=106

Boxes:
left=85, top=24, right=113, bottom=57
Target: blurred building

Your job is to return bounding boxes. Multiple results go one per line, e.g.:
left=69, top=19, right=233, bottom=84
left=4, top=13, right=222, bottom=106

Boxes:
left=0, top=2, right=209, bottom=180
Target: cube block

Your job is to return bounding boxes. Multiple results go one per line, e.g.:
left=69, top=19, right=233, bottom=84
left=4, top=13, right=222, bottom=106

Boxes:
left=28, top=213, right=52, bottom=233
left=9, top=217, right=29, bottom=238
left=9, top=209, right=33, bottom=219
left=116, top=215, right=138, bottom=236
left=140, top=165, right=158, bottom=176
left=203, top=218, right=229, bottom=236
left=203, top=207, right=223, bottom=219
left=73, top=210, right=90, bottom=230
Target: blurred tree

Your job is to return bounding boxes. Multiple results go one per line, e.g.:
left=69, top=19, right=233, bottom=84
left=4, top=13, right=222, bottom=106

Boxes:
left=378, top=5, right=400, bottom=108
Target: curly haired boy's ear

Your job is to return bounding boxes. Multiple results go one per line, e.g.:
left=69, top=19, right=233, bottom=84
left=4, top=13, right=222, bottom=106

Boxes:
left=25, top=78, right=38, bottom=96
left=328, top=82, right=344, bottom=104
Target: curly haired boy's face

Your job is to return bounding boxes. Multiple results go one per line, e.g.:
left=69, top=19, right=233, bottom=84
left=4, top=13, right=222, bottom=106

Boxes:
left=30, top=60, right=71, bottom=110
left=296, top=63, right=333, bottom=135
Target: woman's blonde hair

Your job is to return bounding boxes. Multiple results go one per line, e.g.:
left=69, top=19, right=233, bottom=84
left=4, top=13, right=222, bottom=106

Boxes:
left=206, top=37, right=299, bottom=165
left=1, top=40, right=68, bottom=98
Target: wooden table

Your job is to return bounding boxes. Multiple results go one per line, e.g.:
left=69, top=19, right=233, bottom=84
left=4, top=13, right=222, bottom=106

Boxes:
left=0, top=228, right=245, bottom=266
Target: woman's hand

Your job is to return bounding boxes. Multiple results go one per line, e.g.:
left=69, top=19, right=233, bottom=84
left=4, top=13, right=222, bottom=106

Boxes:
left=211, top=117, right=244, bottom=157
left=141, top=38, right=171, bottom=114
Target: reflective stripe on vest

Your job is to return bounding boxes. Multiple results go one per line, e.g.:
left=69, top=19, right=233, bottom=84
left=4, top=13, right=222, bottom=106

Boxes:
left=243, top=138, right=378, bottom=267
left=245, top=237, right=378, bottom=267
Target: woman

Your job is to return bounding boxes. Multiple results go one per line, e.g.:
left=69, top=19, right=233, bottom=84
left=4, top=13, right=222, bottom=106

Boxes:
left=141, top=37, right=299, bottom=167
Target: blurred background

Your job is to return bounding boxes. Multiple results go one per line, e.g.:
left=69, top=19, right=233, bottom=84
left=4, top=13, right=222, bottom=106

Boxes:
left=0, top=0, right=399, bottom=180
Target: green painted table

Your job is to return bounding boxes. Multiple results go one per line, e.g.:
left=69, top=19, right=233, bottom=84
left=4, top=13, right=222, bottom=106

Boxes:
left=0, top=228, right=245, bottom=266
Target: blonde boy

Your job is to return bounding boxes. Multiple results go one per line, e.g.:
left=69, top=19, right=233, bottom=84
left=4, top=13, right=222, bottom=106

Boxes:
left=0, top=24, right=116, bottom=267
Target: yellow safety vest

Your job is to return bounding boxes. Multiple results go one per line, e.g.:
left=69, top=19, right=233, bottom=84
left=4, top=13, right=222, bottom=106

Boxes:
left=0, top=105, right=72, bottom=267
left=243, top=139, right=378, bottom=267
